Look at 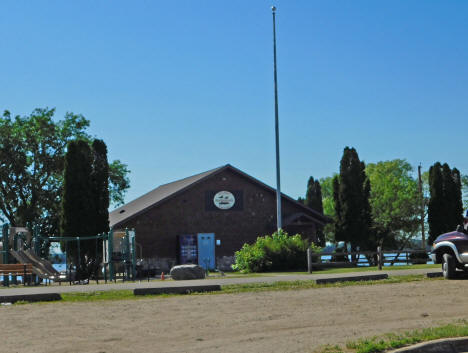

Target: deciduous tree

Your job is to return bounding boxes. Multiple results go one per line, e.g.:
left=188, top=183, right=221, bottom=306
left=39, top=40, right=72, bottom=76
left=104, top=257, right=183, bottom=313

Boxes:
left=0, top=108, right=130, bottom=234
left=366, top=159, right=421, bottom=247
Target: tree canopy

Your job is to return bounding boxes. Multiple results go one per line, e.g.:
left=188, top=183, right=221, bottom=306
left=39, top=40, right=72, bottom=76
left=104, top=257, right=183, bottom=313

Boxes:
left=366, top=159, right=421, bottom=247
left=0, top=108, right=130, bottom=234
left=319, top=175, right=336, bottom=218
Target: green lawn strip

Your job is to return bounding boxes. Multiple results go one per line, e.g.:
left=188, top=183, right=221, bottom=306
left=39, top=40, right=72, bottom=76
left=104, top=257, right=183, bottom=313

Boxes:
left=53, top=274, right=440, bottom=304
left=317, top=320, right=468, bottom=353
left=61, top=289, right=137, bottom=302
left=223, top=264, right=439, bottom=277
left=221, top=274, right=441, bottom=294
left=312, top=264, right=439, bottom=275
left=0, top=264, right=440, bottom=290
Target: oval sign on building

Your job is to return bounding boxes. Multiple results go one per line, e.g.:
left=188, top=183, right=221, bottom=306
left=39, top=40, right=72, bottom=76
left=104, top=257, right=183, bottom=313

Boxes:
left=213, top=191, right=235, bottom=210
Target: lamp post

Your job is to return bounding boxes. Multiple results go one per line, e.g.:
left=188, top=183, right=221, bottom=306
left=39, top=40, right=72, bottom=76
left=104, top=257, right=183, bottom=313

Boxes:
left=272, top=6, right=282, bottom=230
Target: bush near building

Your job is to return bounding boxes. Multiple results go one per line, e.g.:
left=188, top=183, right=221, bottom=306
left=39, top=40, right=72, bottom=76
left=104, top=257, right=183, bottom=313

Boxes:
left=232, top=230, right=321, bottom=273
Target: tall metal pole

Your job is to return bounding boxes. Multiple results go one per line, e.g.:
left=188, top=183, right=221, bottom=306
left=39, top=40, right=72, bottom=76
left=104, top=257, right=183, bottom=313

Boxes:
left=272, top=6, right=282, bottom=230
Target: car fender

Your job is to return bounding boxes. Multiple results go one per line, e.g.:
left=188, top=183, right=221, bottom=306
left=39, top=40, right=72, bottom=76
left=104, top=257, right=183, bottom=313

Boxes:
left=433, top=241, right=463, bottom=263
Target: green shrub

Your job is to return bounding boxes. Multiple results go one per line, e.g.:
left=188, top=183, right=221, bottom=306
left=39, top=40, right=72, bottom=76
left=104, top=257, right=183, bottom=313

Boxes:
left=232, top=230, right=321, bottom=273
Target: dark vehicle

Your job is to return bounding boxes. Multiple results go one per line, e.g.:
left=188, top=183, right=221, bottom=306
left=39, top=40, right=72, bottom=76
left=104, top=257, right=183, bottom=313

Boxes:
left=432, top=211, right=468, bottom=279
left=431, top=228, right=468, bottom=279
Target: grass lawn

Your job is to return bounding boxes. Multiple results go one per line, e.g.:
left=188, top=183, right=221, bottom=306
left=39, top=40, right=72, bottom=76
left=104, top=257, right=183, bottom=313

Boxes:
left=54, top=273, right=441, bottom=303
left=221, top=263, right=440, bottom=277
left=317, top=320, right=468, bottom=353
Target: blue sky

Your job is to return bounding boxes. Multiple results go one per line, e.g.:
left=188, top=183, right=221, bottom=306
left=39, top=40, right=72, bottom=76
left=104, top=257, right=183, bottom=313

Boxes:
left=1, top=1, right=467, bottom=207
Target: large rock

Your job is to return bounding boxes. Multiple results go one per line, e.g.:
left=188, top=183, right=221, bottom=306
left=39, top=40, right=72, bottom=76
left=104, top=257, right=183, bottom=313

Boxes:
left=170, top=264, right=205, bottom=280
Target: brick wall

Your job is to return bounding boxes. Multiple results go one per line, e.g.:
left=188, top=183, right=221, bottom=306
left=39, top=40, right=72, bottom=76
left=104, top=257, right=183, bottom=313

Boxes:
left=117, top=169, right=318, bottom=271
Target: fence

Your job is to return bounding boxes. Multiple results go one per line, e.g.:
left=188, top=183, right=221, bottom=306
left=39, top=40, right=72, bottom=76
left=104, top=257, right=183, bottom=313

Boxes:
left=306, top=247, right=431, bottom=273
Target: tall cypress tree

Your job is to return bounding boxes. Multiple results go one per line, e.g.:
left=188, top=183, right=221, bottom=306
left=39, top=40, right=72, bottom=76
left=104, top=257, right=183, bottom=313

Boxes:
left=332, top=175, right=344, bottom=242
left=305, top=176, right=324, bottom=245
left=305, top=176, right=323, bottom=214
left=89, top=139, right=110, bottom=268
left=428, top=162, right=464, bottom=243
left=91, top=139, right=110, bottom=235
left=60, top=140, right=95, bottom=269
left=441, top=164, right=455, bottom=228
left=333, top=147, right=373, bottom=251
left=451, top=168, right=464, bottom=227
left=428, top=163, right=444, bottom=243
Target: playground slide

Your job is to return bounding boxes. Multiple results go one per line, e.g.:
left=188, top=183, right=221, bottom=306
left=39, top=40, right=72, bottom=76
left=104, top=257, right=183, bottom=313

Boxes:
left=9, top=250, right=61, bottom=280
left=10, top=249, right=50, bottom=279
left=24, top=250, right=61, bottom=277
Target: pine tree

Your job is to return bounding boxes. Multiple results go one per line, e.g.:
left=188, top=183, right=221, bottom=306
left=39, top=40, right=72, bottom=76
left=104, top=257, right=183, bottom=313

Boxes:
left=60, top=140, right=95, bottom=275
left=304, top=176, right=324, bottom=245
left=305, top=176, right=323, bottom=214
left=91, top=139, right=110, bottom=235
left=428, top=163, right=444, bottom=243
left=428, top=162, right=464, bottom=243
left=89, top=139, right=110, bottom=269
left=333, top=147, right=373, bottom=252
left=333, top=175, right=343, bottom=243
left=451, top=168, right=464, bottom=228
left=443, top=165, right=463, bottom=231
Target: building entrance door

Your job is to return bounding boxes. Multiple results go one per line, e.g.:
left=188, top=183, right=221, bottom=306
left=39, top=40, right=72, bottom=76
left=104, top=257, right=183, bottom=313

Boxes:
left=197, top=233, right=215, bottom=270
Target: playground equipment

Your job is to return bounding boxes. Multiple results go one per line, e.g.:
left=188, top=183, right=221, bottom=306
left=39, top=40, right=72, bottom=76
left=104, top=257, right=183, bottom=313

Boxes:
left=0, top=224, right=137, bottom=286
left=103, top=229, right=137, bottom=282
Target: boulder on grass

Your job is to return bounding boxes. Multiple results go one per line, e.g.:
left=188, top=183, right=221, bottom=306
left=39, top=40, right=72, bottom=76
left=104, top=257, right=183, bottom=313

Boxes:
left=170, top=265, right=205, bottom=280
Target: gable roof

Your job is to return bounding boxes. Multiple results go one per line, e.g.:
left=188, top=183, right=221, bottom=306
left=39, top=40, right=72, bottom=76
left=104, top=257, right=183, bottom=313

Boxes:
left=110, top=164, right=331, bottom=228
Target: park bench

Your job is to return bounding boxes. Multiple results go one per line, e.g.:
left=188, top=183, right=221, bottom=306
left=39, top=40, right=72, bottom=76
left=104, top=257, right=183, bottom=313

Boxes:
left=0, top=264, right=33, bottom=286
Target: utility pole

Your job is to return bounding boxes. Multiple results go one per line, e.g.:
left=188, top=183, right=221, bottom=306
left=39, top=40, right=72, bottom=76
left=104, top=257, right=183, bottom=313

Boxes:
left=418, top=164, right=426, bottom=249
left=272, top=5, right=282, bottom=230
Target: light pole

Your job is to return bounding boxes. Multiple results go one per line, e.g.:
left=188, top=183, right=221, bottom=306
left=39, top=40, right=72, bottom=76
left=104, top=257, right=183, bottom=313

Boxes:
left=272, top=6, right=282, bottom=230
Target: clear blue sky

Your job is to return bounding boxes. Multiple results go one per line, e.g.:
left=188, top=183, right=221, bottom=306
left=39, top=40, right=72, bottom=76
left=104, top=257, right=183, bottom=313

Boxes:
left=1, top=1, right=467, bottom=207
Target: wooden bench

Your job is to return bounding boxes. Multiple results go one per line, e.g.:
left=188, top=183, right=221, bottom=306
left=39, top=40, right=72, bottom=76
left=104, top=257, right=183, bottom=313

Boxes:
left=0, top=264, right=33, bottom=286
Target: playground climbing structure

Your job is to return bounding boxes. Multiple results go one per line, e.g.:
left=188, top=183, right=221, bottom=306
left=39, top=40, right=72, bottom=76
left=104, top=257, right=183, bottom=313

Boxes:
left=1, top=224, right=137, bottom=286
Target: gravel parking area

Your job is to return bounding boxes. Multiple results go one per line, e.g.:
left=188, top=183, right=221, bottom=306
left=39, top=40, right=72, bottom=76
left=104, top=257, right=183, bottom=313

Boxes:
left=1, top=278, right=467, bottom=353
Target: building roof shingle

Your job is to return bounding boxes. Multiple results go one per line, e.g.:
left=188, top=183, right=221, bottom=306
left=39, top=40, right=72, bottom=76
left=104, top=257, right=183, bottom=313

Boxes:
left=109, top=164, right=331, bottom=228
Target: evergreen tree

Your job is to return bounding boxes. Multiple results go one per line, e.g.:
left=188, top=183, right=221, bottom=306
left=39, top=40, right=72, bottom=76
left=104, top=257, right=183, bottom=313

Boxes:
left=448, top=167, right=464, bottom=229
left=441, top=163, right=454, bottom=228
left=428, top=163, right=444, bottom=243
left=332, top=175, right=343, bottom=242
left=89, top=139, right=110, bottom=270
left=333, top=147, right=373, bottom=252
left=305, top=176, right=325, bottom=246
left=91, top=139, right=110, bottom=235
left=60, top=140, right=95, bottom=274
left=305, top=176, right=323, bottom=214
left=428, top=162, right=464, bottom=243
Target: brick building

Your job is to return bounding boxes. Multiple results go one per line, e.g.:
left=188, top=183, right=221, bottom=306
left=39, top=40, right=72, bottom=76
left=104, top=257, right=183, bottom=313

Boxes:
left=109, top=164, right=329, bottom=271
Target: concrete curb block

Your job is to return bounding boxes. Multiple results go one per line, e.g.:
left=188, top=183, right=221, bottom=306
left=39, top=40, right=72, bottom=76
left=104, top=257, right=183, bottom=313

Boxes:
left=426, top=272, right=443, bottom=278
left=0, top=293, right=62, bottom=304
left=388, top=337, right=468, bottom=352
left=316, top=274, right=388, bottom=285
left=134, top=285, right=221, bottom=296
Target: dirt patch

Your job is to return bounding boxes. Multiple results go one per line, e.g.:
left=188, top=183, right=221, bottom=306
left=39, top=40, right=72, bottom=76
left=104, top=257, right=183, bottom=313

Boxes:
left=1, top=279, right=467, bottom=353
